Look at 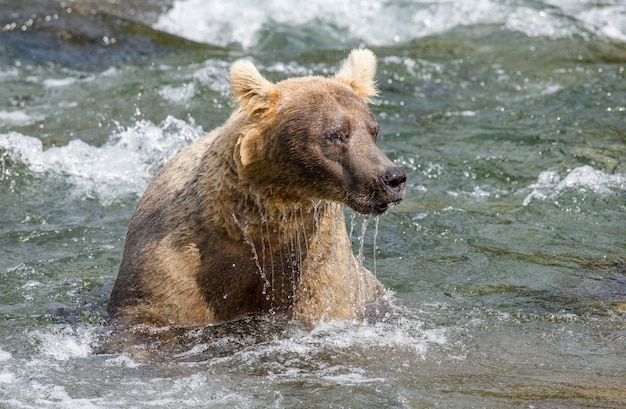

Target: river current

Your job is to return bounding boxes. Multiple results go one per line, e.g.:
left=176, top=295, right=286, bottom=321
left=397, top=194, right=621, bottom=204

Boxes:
left=1, top=0, right=625, bottom=407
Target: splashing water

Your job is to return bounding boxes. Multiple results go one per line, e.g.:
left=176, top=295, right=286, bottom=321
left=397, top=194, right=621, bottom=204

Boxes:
left=522, top=165, right=626, bottom=206
left=154, top=0, right=626, bottom=48
left=0, top=116, right=204, bottom=204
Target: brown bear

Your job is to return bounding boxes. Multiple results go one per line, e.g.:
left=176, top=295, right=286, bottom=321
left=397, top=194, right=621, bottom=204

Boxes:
left=107, top=49, right=406, bottom=327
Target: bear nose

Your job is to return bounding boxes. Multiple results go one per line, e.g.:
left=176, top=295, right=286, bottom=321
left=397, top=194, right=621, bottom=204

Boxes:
left=381, top=166, right=407, bottom=195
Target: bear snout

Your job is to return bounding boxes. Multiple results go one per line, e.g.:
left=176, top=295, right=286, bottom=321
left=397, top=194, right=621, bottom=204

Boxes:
left=363, top=166, right=406, bottom=215
left=381, top=166, right=407, bottom=200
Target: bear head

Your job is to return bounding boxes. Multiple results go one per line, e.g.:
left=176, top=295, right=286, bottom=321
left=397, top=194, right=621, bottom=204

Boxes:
left=229, top=49, right=406, bottom=215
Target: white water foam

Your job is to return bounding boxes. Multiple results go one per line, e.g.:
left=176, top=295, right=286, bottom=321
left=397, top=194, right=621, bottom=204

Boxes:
left=158, top=82, right=197, bottom=103
left=154, top=0, right=626, bottom=48
left=32, top=325, right=94, bottom=361
left=154, top=0, right=500, bottom=47
left=0, top=348, right=11, bottom=361
left=307, top=315, right=447, bottom=356
left=522, top=165, right=626, bottom=206
left=0, top=116, right=204, bottom=204
left=0, top=66, right=19, bottom=80
left=505, top=6, right=576, bottom=39
left=195, top=298, right=448, bottom=376
left=447, top=185, right=505, bottom=200
left=0, top=110, right=43, bottom=126
left=0, top=347, right=13, bottom=384
left=42, top=76, right=82, bottom=88
left=7, top=381, right=107, bottom=409
left=547, top=0, right=626, bottom=43
left=158, top=59, right=231, bottom=104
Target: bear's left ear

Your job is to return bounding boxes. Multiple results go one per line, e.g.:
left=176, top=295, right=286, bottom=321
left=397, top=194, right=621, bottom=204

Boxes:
left=229, top=59, right=277, bottom=116
left=334, top=48, right=379, bottom=100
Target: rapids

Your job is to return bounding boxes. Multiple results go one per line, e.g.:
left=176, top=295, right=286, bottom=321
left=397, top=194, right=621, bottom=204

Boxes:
left=1, top=0, right=625, bottom=407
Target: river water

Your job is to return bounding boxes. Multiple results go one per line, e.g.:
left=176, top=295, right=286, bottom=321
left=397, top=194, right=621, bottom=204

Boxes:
left=1, top=0, right=625, bottom=407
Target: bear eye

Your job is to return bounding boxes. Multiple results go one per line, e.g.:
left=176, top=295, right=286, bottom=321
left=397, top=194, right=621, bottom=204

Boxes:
left=371, top=125, right=380, bottom=141
left=326, top=129, right=348, bottom=144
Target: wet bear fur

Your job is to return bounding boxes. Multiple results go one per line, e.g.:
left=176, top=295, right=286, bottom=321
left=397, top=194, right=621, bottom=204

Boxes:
left=107, top=49, right=406, bottom=327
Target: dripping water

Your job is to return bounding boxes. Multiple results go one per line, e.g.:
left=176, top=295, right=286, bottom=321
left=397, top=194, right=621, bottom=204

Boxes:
left=356, top=214, right=370, bottom=267
left=232, top=202, right=384, bottom=313
left=349, top=212, right=381, bottom=275
left=231, top=201, right=326, bottom=308
left=231, top=212, right=271, bottom=294
left=373, top=215, right=380, bottom=277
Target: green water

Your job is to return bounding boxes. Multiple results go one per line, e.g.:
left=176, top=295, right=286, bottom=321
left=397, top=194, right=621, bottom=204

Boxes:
left=1, top=0, right=625, bottom=407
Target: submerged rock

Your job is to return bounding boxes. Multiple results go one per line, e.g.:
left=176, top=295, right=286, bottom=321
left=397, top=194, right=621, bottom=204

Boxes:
left=0, top=0, right=211, bottom=67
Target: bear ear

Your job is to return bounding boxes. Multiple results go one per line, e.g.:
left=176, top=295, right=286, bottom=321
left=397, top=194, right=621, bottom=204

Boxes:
left=334, top=48, right=379, bottom=100
left=235, top=128, right=264, bottom=168
left=229, top=60, right=276, bottom=115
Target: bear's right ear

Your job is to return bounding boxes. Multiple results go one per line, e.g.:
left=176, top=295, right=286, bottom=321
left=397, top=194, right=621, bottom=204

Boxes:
left=229, top=60, right=276, bottom=116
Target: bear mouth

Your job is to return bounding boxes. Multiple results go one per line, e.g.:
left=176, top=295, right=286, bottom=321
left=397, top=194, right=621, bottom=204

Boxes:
left=348, top=197, right=402, bottom=216
left=372, top=197, right=405, bottom=215
left=344, top=179, right=406, bottom=215
left=372, top=202, right=389, bottom=215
